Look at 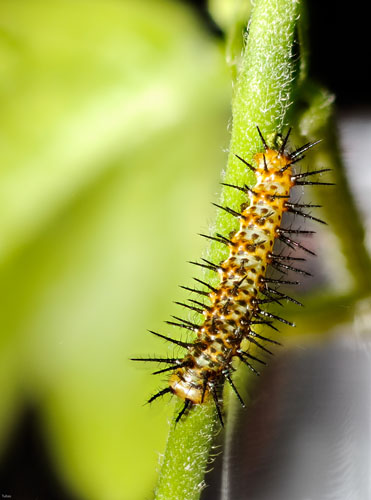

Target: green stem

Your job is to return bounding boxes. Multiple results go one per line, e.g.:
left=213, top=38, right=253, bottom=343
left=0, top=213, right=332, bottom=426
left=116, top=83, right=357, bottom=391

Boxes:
left=154, top=1, right=301, bottom=498
left=314, top=122, right=371, bottom=292
left=295, top=82, right=371, bottom=293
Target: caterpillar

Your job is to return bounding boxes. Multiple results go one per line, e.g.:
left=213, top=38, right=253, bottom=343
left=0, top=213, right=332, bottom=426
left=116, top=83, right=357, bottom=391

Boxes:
left=132, top=127, right=332, bottom=425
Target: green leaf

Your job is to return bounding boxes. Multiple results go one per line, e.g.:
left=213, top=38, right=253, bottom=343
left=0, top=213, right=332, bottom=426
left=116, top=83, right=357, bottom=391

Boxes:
left=0, top=1, right=228, bottom=499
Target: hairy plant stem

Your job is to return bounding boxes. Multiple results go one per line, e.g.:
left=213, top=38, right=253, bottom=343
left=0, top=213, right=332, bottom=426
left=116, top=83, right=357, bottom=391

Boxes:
left=154, top=1, right=301, bottom=499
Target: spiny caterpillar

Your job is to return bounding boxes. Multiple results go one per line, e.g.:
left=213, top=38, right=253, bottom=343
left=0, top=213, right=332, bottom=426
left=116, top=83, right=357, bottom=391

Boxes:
left=132, top=127, right=332, bottom=425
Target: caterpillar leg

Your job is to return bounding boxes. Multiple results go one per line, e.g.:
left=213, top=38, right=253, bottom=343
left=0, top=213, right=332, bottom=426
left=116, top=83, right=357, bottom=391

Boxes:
left=175, top=399, right=192, bottom=423
left=210, top=384, right=224, bottom=427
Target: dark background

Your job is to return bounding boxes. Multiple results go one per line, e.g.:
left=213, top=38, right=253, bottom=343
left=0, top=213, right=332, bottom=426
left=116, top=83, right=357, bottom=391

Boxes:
left=307, top=2, right=368, bottom=107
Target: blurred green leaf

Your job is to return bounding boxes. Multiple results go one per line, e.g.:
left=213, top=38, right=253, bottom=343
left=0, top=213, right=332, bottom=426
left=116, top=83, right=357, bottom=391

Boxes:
left=0, top=1, right=229, bottom=499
